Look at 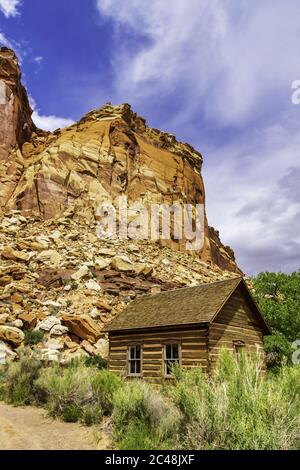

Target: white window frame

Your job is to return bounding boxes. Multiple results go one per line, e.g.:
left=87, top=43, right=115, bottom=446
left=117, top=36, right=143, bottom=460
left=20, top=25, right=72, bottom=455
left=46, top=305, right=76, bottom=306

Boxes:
left=128, top=345, right=142, bottom=377
left=164, top=343, right=181, bottom=377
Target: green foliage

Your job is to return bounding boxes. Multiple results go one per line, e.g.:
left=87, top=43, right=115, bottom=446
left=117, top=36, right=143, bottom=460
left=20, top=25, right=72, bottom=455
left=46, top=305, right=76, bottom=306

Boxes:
left=91, top=370, right=122, bottom=415
left=62, top=403, right=82, bottom=423
left=35, top=361, right=93, bottom=420
left=81, top=404, right=103, bottom=426
left=113, top=381, right=179, bottom=450
left=1, top=349, right=299, bottom=450
left=84, top=355, right=107, bottom=370
left=252, top=270, right=300, bottom=366
left=2, top=349, right=42, bottom=406
left=169, top=350, right=300, bottom=450
left=24, top=330, right=44, bottom=346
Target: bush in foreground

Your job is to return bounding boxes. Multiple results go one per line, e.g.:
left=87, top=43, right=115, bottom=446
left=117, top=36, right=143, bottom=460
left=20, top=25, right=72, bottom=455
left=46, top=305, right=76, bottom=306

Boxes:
left=1, top=348, right=42, bottom=406
left=169, top=351, right=300, bottom=450
left=113, top=380, right=180, bottom=450
left=1, top=349, right=299, bottom=450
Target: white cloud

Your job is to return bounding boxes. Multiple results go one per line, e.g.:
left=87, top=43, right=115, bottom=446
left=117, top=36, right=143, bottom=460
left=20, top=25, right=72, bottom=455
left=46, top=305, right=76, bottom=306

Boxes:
left=32, top=111, right=74, bottom=132
left=30, top=97, right=73, bottom=131
left=96, top=0, right=300, bottom=274
left=0, top=30, right=12, bottom=48
left=203, top=112, right=300, bottom=274
left=97, top=0, right=300, bottom=127
left=0, top=0, right=22, bottom=18
left=34, top=56, right=43, bottom=65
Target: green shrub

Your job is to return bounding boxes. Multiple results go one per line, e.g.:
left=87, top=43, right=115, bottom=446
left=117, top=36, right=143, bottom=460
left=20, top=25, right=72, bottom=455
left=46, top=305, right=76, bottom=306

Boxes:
left=113, top=381, right=179, bottom=450
left=85, top=355, right=107, bottom=370
left=3, top=348, right=42, bottom=406
left=62, top=403, right=82, bottom=423
left=24, top=330, right=44, bottom=346
left=169, top=350, right=300, bottom=450
left=81, top=404, right=103, bottom=426
left=36, top=361, right=94, bottom=421
left=91, top=370, right=122, bottom=415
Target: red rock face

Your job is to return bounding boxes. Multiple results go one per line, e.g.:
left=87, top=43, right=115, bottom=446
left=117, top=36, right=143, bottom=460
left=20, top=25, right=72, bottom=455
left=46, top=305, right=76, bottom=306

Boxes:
left=0, top=47, right=240, bottom=273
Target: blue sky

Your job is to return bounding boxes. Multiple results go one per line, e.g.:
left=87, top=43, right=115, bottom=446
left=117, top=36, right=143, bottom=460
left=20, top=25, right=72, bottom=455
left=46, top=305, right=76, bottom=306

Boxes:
left=1, top=0, right=300, bottom=275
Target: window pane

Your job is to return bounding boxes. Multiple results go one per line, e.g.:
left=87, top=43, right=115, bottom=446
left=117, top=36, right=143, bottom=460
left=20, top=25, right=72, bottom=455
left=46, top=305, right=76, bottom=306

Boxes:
left=172, top=345, right=179, bottom=359
left=136, top=346, right=141, bottom=359
left=166, top=344, right=172, bottom=360
left=130, top=360, right=136, bottom=374
left=130, top=347, right=135, bottom=359
left=136, top=360, right=141, bottom=374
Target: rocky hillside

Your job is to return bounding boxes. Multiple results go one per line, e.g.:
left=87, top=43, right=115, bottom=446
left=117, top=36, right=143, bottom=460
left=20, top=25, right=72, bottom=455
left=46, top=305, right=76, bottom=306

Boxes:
left=0, top=47, right=241, bottom=364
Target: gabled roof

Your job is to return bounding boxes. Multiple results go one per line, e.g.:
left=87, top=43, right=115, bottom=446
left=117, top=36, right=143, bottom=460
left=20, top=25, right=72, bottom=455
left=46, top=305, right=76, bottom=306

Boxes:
left=104, top=277, right=271, bottom=334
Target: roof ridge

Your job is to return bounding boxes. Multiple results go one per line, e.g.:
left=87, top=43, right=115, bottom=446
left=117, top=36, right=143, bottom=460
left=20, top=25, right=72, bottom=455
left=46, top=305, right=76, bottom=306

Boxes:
left=133, top=275, right=243, bottom=303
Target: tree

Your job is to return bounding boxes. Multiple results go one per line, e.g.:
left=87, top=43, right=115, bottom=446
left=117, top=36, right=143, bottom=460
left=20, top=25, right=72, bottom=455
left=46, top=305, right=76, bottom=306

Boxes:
left=251, top=270, right=300, bottom=368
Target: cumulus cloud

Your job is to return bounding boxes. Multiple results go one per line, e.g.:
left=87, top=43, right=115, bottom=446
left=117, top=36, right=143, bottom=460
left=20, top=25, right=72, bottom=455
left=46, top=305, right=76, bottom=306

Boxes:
left=96, top=0, right=300, bottom=274
left=203, top=114, right=300, bottom=274
left=0, top=0, right=22, bottom=18
left=30, top=97, right=73, bottom=131
left=0, top=30, right=12, bottom=47
left=32, top=111, right=74, bottom=131
left=97, top=0, right=300, bottom=127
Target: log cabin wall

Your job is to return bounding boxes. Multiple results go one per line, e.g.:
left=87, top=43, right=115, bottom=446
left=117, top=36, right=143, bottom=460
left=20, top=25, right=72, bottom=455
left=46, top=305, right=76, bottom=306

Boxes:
left=108, top=325, right=209, bottom=383
left=209, top=286, right=265, bottom=369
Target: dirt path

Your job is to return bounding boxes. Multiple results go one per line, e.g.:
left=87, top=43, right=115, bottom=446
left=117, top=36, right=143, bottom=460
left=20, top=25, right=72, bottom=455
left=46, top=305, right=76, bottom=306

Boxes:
left=0, top=402, right=111, bottom=450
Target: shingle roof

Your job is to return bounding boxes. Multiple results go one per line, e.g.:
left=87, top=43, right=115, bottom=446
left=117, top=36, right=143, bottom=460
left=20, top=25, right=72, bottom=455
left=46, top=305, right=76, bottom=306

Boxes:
left=104, top=277, right=248, bottom=332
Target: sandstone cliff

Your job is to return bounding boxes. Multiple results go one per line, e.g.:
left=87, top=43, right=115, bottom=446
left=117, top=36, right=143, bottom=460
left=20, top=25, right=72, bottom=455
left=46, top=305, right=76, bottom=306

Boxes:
left=0, top=48, right=241, bottom=362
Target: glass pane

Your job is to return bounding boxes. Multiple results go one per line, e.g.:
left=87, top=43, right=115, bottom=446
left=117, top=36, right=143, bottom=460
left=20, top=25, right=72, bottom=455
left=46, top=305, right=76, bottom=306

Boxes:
left=130, top=360, right=136, bottom=374
left=130, top=347, right=135, bottom=359
left=166, top=344, right=172, bottom=360
left=172, top=345, right=179, bottom=359
left=136, top=346, right=141, bottom=359
left=136, top=360, right=141, bottom=374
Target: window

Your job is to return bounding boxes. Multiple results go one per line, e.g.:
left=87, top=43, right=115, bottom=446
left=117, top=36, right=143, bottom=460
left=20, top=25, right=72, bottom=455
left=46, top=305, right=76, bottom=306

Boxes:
left=164, top=343, right=180, bottom=376
left=128, top=345, right=142, bottom=376
left=234, top=341, right=245, bottom=361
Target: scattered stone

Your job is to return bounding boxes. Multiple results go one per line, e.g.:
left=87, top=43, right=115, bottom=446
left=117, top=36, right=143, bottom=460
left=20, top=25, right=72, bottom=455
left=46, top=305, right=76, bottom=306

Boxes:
left=62, top=314, right=102, bottom=342
left=0, top=341, right=17, bottom=364
left=111, top=256, right=133, bottom=272
left=0, top=326, right=24, bottom=347
left=71, top=265, right=90, bottom=281
left=1, top=246, right=30, bottom=262
left=37, top=316, right=61, bottom=332
left=18, top=313, right=37, bottom=330
left=50, top=324, right=69, bottom=336
left=85, top=279, right=101, bottom=291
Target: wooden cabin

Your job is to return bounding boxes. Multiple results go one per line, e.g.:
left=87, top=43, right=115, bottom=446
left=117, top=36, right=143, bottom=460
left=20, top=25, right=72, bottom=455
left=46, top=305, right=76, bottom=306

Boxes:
left=104, top=277, right=271, bottom=382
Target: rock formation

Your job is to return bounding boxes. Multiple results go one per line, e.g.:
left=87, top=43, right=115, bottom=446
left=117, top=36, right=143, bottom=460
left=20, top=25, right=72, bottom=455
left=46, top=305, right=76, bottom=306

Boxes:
left=0, top=47, right=241, bottom=363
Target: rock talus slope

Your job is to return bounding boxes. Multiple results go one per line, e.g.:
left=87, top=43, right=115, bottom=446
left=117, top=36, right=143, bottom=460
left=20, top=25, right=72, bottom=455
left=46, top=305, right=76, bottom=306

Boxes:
left=0, top=47, right=241, bottom=362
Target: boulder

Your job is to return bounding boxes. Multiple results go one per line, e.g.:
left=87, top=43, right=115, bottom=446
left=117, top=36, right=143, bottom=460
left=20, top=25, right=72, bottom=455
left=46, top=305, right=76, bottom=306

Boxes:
left=37, top=316, right=61, bottom=332
left=50, top=324, right=69, bottom=336
left=18, top=312, right=37, bottom=330
left=62, top=314, right=102, bottom=342
left=1, top=246, right=30, bottom=262
left=0, top=326, right=24, bottom=347
left=111, top=256, right=133, bottom=273
left=0, top=341, right=17, bottom=364
left=36, top=250, right=62, bottom=266
left=85, top=279, right=101, bottom=291
left=71, top=265, right=90, bottom=281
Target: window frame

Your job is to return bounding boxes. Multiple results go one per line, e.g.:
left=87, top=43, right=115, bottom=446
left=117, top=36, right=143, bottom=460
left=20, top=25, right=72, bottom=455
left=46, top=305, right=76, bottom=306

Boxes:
left=127, top=344, right=143, bottom=377
left=163, top=342, right=181, bottom=377
left=233, top=340, right=246, bottom=361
